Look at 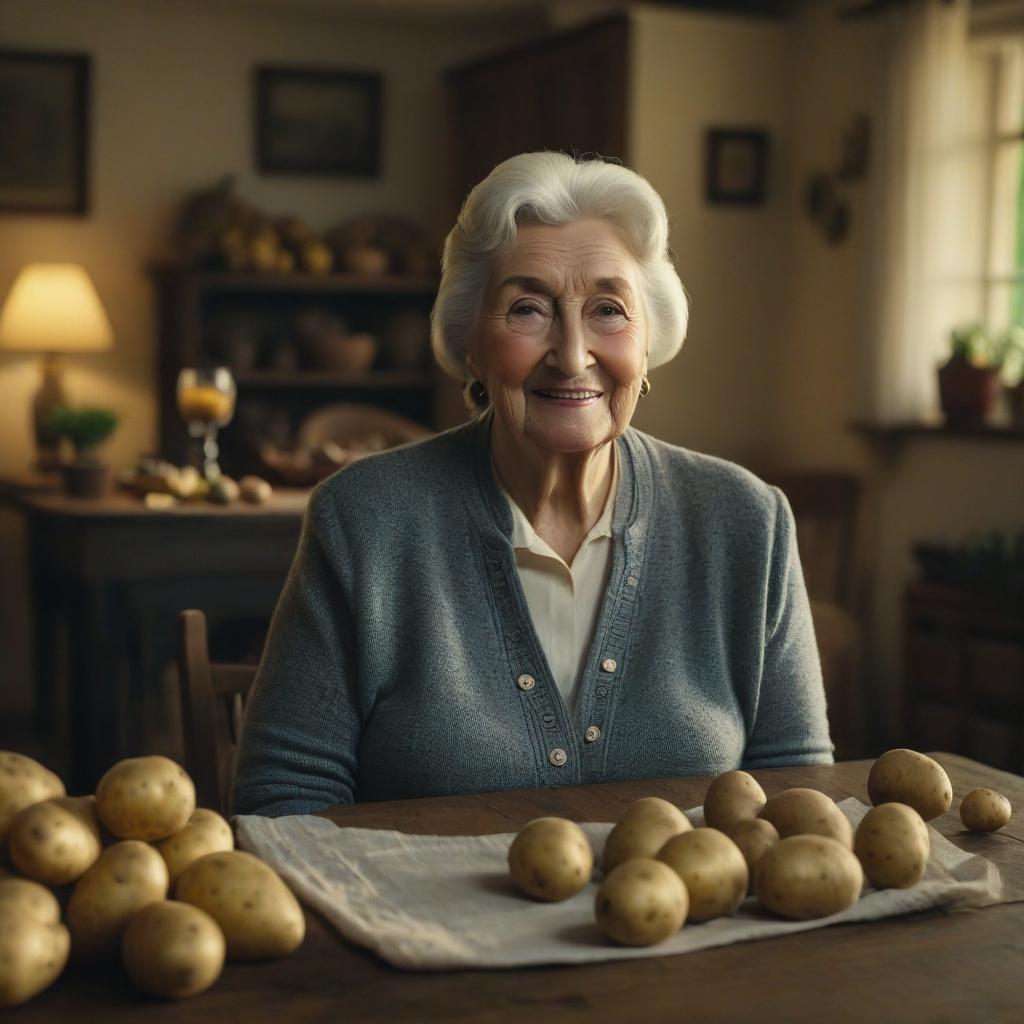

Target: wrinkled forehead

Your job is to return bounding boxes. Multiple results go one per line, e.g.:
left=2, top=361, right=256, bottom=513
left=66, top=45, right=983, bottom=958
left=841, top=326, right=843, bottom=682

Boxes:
left=493, top=218, right=641, bottom=295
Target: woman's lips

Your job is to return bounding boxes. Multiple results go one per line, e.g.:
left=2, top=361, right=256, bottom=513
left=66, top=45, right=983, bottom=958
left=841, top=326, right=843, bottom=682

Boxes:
left=532, top=388, right=604, bottom=407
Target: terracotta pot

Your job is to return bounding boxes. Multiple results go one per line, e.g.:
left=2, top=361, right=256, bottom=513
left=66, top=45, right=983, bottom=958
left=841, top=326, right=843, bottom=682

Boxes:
left=62, top=462, right=110, bottom=498
left=937, top=354, right=1001, bottom=427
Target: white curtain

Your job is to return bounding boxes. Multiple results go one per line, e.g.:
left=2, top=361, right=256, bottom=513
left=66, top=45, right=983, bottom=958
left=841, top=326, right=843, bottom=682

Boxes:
left=861, top=0, right=987, bottom=423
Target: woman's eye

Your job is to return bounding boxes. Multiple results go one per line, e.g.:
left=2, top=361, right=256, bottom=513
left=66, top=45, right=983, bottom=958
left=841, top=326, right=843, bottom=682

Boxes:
left=596, top=303, right=625, bottom=318
left=510, top=302, right=543, bottom=317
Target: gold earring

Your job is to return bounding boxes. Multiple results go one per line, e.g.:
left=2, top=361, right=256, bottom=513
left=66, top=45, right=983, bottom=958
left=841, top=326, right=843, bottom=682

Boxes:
left=639, top=376, right=651, bottom=398
left=464, top=379, right=489, bottom=412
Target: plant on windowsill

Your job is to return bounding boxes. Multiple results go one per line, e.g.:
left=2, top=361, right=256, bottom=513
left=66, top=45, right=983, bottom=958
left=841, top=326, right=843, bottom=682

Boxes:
left=997, top=325, right=1024, bottom=427
left=48, top=406, right=119, bottom=498
left=937, top=324, right=1003, bottom=427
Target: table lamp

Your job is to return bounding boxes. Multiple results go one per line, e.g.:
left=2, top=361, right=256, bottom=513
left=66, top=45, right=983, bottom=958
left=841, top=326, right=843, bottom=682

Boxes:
left=0, top=263, right=115, bottom=469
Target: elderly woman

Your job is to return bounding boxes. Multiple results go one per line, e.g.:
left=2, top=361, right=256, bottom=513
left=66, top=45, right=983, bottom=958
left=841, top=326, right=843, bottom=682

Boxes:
left=232, top=152, right=833, bottom=816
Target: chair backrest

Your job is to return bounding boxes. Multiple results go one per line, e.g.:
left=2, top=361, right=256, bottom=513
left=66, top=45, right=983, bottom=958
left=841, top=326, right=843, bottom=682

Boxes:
left=761, top=471, right=861, bottom=611
left=177, top=609, right=258, bottom=815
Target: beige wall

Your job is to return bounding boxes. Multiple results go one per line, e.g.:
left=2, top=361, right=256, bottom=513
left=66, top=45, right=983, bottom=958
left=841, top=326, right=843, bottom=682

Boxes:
left=0, top=0, right=531, bottom=713
left=628, top=5, right=790, bottom=466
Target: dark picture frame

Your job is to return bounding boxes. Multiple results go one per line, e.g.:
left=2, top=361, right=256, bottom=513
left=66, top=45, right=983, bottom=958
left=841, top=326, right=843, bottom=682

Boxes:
left=705, top=128, right=769, bottom=206
left=0, top=49, right=90, bottom=215
left=255, top=66, right=382, bottom=177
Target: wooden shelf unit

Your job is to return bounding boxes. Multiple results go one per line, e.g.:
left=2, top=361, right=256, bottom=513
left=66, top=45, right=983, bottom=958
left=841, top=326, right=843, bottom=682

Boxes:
left=152, top=266, right=442, bottom=474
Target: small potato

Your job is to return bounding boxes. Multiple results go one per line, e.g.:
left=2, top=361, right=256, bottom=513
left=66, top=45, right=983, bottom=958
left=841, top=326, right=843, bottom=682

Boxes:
left=0, top=912, right=70, bottom=1008
left=156, top=808, right=235, bottom=885
left=758, top=788, right=853, bottom=848
left=623, top=797, right=691, bottom=830
left=507, top=817, right=593, bottom=902
left=175, top=850, right=304, bottom=961
left=95, top=756, right=196, bottom=841
left=854, top=802, right=930, bottom=889
left=704, top=770, right=767, bottom=833
left=594, top=858, right=688, bottom=946
left=867, top=749, right=952, bottom=822
left=960, top=788, right=1012, bottom=833
left=656, top=827, right=748, bottom=922
left=0, top=878, right=61, bottom=926
left=67, top=840, right=169, bottom=962
left=728, top=817, right=780, bottom=892
left=756, top=835, right=863, bottom=920
left=0, top=751, right=64, bottom=843
left=122, top=901, right=225, bottom=999
left=8, top=795, right=102, bottom=885
left=603, top=805, right=692, bottom=873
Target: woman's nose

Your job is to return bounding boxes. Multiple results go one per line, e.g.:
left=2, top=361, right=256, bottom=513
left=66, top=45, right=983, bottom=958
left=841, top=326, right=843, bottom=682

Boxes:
left=548, top=316, right=590, bottom=377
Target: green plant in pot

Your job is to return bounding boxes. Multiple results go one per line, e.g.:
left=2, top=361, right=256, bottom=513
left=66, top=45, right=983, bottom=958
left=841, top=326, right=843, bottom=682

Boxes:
left=48, top=406, right=119, bottom=497
left=995, top=325, right=1024, bottom=427
left=937, top=324, right=1002, bottom=427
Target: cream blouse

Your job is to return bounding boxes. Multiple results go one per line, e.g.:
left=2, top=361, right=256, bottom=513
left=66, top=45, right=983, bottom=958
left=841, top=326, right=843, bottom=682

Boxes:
left=500, top=459, right=617, bottom=715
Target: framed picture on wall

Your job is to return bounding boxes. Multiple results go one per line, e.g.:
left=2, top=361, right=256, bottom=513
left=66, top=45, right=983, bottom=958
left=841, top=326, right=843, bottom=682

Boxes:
left=0, top=49, right=90, bottom=215
left=255, top=66, right=382, bottom=177
left=705, top=128, right=769, bottom=206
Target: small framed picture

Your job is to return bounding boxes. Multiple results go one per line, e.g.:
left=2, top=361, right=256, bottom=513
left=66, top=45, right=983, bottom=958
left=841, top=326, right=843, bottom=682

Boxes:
left=705, top=128, right=769, bottom=206
left=0, top=49, right=90, bottom=215
left=255, top=66, right=382, bottom=177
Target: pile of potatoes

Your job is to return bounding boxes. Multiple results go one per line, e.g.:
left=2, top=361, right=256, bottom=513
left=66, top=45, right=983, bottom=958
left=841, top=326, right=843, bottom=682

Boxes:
left=507, top=747, right=1013, bottom=947
left=0, top=751, right=304, bottom=1008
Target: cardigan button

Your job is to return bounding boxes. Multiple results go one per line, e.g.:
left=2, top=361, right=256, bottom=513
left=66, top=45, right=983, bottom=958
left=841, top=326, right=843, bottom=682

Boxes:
left=626, top=575, right=639, bottom=587
left=548, top=748, right=568, bottom=767
left=517, top=673, right=536, bottom=691
left=601, top=658, right=617, bottom=673
left=584, top=725, right=601, bottom=743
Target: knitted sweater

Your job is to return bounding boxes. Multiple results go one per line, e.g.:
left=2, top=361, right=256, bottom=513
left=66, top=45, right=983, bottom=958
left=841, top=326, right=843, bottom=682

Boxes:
left=232, top=416, right=833, bottom=816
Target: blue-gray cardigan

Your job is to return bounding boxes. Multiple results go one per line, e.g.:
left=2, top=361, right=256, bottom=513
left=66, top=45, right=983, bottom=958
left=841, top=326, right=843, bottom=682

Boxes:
left=232, top=416, right=833, bottom=816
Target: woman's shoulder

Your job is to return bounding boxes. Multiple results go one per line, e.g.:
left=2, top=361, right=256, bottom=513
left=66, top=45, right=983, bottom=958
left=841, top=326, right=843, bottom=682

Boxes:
left=628, top=429, right=779, bottom=514
left=306, top=420, right=476, bottom=519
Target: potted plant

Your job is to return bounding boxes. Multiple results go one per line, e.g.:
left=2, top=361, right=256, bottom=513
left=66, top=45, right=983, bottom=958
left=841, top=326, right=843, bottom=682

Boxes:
left=995, top=325, right=1024, bottom=427
left=48, top=406, right=119, bottom=497
left=937, top=324, right=1002, bottom=427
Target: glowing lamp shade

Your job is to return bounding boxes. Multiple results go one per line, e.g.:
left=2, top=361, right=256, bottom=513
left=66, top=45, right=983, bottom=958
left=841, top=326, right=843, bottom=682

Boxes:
left=0, top=263, right=114, bottom=354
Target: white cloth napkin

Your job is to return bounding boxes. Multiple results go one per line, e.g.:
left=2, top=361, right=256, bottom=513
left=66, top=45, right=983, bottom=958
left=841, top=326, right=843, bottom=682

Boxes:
left=234, top=798, right=1003, bottom=970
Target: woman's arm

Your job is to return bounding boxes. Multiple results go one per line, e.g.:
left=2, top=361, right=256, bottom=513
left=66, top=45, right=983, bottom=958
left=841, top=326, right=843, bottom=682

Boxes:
left=231, top=488, right=361, bottom=816
left=741, top=487, right=835, bottom=769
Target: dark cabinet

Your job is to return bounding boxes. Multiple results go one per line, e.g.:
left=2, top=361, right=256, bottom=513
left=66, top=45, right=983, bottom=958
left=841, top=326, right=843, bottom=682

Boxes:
left=447, top=15, right=630, bottom=206
left=904, top=583, right=1024, bottom=771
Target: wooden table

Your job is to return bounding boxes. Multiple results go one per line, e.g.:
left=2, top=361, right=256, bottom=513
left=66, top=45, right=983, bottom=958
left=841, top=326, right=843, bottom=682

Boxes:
left=10, top=753, right=1024, bottom=1022
left=0, top=482, right=308, bottom=790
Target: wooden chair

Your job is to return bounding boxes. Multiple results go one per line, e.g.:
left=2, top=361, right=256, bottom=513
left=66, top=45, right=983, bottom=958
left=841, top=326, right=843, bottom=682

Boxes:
left=177, top=609, right=258, bottom=815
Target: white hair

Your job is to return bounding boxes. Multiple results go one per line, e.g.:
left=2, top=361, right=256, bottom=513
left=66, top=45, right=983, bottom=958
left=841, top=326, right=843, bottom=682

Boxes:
left=430, top=151, right=689, bottom=382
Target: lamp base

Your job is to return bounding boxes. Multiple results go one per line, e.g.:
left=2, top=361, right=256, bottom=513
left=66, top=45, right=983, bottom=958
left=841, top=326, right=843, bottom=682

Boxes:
left=32, top=355, right=68, bottom=470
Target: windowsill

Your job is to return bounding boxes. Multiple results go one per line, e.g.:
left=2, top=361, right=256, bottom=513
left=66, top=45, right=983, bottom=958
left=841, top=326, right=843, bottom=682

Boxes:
left=851, top=419, right=1024, bottom=443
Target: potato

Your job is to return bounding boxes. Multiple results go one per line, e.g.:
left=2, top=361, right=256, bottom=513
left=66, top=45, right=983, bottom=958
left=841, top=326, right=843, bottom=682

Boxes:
left=867, top=748, right=952, bottom=822
left=507, top=817, right=593, bottom=901
left=623, top=796, right=690, bottom=830
left=704, top=770, right=766, bottom=833
left=756, top=834, right=863, bottom=920
left=95, top=756, right=196, bottom=841
left=175, top=850, right=304, bottom=961
left=156, top=808, right=235, bottom=885
left=0, top=878, right=61, bottom=926
left=67, top=840, right=169, bottom=962
left=758, top=787, right=853, bottom=848
left=0, top=751, right=64, bottom=843
left=728, top=817, right=779, bottom=892
left=603, top=803, right=692, bottom=873
left=656, top=827, right=748, bottom=922
left=8, top=795, right=102, bottom=885
left=854, top=802, right=930, bottom=889
left=121, top=900, right=225, bottom=999
left=0, top=910, right=70, bottom=1008
left=594, top=858, right=688, bottom=946
left=960, top=788, right=1012, bottom=833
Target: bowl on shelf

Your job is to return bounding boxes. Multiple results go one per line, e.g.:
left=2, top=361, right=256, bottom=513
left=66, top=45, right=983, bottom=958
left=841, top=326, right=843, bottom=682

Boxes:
left=306, top=332, right=378, bottom=374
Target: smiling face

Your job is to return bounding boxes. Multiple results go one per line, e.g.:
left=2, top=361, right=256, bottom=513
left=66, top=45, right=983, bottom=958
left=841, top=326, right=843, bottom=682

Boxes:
left=468, top=218, right=648, bottom=458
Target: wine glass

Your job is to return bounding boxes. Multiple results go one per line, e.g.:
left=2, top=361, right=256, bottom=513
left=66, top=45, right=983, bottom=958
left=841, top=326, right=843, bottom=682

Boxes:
left=176, top=367, right=236, bottom=481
